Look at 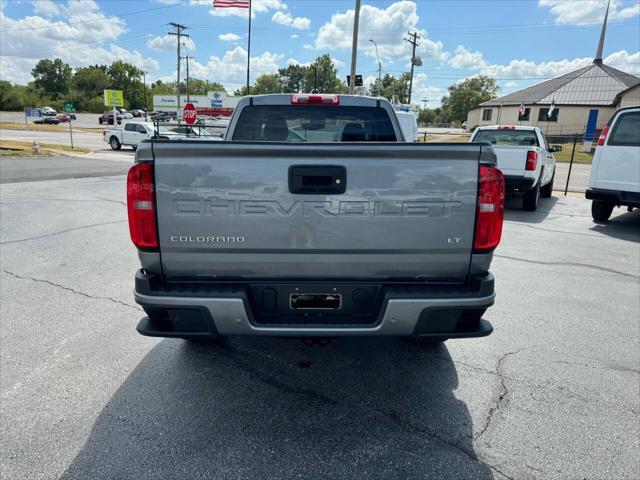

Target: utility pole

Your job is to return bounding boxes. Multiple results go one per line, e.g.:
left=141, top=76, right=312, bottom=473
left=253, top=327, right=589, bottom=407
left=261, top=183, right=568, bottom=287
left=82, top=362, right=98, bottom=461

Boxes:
left=349, top=0, right=361, bottom=94
left=168, top=22, right=189, bottom=114
left=404, top=31, right=421, bottom=104
left=369, top=39, right=381, bottom=97
left=182, top=54, right=194, bottom=102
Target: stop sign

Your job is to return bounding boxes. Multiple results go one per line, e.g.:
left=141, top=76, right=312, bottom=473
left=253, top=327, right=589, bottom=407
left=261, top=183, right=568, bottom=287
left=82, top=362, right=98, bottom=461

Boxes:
left=183, top=102, right=197, bottom=125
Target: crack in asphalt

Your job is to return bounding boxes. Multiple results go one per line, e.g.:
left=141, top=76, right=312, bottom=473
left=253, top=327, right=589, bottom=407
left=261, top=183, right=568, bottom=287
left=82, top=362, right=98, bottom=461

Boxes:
left=474, top=348, right=527, bottom=441
left=0, top=219, right=127, bottom=245
left=227, top=342, right=516, bottom=480
left=1, top=269, right=139, bottom=310
left=495, top=254, right=639, bottom=279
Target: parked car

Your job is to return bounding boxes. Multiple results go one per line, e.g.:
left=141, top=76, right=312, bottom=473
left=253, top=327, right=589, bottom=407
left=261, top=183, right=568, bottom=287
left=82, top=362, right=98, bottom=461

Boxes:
left=98, top=111, right=122, bottom=125
left=103, top=121, right=179, bottom=150
left=34, top=117, right=59, bottom=125
left=118, top=109, right=133, bottom=119
left=150, top=111, right=176, bottom=122
left=586, top=105, right=640, bottom=222
left=131, top=109, right=146, bottom=118
left=56, top=113, right=71, bottom=123
left=129, top=94, right=504, bottom=345
left=470, top=125, right=558, bottom=211
left=41, top=106, right=56, bottom=116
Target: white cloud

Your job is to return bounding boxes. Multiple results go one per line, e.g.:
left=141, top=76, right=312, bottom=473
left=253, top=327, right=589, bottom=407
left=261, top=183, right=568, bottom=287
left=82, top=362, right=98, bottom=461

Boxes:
left=290, top=34, right=299, bottom=39
left=271, top=11, right=310, bottom=29
left=0, top=1, right=160, bottom=83
left=185, top=46, right=283, bottom=92
left=539, top=0, right=640, bottom=25
left=411, top=73, right=444, bottom=104
left=316, top=1, right=446, bottom=64
left=147, top=35, right=196, bottom=51
left=31, top=0, right=60, bottom=16
left=210, top=0, right=286, bottom=18
left=447, top=47, right=640, bottom=79
left=218, top=32, right=241, bottom=42
left=505, top=81, right=518, bottom=88
left=448, top=46, right=486, bottom=69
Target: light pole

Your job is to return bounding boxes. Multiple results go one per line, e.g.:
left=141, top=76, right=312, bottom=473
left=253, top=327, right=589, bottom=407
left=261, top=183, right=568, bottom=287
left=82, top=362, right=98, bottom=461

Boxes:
left=142, top=70, right=148, bottom=121
left=369, top=39, right=381, bottom=97
left=349, top=0, right=362, bottom=94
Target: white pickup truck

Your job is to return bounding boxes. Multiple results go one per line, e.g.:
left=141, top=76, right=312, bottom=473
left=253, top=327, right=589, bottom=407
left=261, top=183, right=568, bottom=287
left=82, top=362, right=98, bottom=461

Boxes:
left=470, top=125, right=559, bottom=211
left=103, top=122, right=178, bottom=151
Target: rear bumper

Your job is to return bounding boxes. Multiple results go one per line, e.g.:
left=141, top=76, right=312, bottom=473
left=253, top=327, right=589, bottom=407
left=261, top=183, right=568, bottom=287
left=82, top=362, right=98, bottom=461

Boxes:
left=504, top=175, right=535, bottom=193
left=586, top=188, right=640, bottom=208
left=133, top=270, right=495, bottom=339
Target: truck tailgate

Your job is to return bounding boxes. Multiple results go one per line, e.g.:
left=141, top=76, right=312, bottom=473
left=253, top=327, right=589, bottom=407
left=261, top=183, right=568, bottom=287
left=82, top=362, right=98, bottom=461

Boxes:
left=492, top=145, right=527, bottom=176
left=153, top=141, right=482, bottom=282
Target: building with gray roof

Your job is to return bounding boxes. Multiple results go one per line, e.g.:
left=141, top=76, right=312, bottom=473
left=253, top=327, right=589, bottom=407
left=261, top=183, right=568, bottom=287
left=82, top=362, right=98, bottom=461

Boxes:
left=466, top=1, right=639, bottom=136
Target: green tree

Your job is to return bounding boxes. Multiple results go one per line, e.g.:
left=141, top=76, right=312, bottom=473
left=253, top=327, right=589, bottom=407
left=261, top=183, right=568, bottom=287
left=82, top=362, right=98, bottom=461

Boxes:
left=70, top=66, right=112, bottom=111
left=418, top=108, right=436, bottom=125
left=31, top=58, right=72, bottom=99
left=0, top=81, right=23, bottom=110
left=440, top=75, right=499, bottom=123
left=277, top=64, right=307, bottom=93
left=107, top=61, right=144, bottom=109
left=235, top=73, right=281, bottom=96
left=370, top=73, right=411, bottom=104
left=304, top=54, right=348, bottom=93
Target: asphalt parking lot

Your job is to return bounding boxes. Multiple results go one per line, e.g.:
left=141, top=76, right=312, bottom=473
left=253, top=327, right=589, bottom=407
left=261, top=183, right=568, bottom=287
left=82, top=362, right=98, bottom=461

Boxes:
left=1, top=164, right=639, bottom=479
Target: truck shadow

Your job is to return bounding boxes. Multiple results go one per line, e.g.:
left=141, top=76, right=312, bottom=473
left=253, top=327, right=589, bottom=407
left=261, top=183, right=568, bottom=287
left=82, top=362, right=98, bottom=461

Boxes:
left=60, top=337, right=495, bottom=479
left=590, top=208, right=640, bottom=242
left=504, top=195, right=558, bottom=223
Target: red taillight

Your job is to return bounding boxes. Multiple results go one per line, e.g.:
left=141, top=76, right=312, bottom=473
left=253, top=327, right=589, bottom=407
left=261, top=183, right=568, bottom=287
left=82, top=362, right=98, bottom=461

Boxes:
left=525, top=150, right=537, bottom=171
left=291, top=94, right=339, bottom=105
left=127, top=163, right=157, bottom=249
left=597, top=125, right=609, bottom=146
left=473, top=166, right=505, bottom=252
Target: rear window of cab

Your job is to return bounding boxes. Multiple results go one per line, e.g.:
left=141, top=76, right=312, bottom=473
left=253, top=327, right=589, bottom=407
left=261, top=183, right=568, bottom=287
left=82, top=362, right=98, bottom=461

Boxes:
left=473, top=129, right=539, bottom=147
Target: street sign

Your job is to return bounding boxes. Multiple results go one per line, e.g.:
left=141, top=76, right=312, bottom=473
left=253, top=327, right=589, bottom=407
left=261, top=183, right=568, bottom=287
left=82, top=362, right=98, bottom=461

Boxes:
left=25, top=108, right=42, bottom=117
left=103, top=89, right=124, bottom=107
left=63, top=102, right=75, bottom=113
left=183, top=102, right=197, bottom=125
left=346, top=75, right=363, bottom=87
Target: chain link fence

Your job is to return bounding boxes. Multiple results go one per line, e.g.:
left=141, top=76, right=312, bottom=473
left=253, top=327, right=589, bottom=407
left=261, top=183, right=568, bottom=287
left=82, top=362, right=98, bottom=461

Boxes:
left=546, top=133, right=594, bottom=194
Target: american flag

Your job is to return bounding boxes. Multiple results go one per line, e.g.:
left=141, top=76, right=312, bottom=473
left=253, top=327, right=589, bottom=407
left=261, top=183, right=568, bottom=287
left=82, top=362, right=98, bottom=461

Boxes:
left=518, top=102, right=526, bottom=117
left=213, top=0, right=249, bottom=7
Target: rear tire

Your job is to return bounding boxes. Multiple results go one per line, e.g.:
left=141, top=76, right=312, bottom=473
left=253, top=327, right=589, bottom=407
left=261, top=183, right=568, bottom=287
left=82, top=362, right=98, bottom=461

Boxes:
left=523, top=181, right=540, bottom=211
left=540, top=171, right=554, bottom=198
left=109, top=136, right=121, bottom=150
left=591, top=200, right=614, bottom=223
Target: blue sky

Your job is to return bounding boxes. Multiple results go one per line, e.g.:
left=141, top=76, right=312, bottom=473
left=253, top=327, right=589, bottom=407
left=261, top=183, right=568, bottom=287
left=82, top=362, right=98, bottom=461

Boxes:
left=1, top=0, right=639, bottom=105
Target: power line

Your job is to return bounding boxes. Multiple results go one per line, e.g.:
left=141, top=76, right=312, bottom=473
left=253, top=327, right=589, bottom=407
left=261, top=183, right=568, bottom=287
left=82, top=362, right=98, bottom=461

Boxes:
left=0, top=4, right=177, bottom=33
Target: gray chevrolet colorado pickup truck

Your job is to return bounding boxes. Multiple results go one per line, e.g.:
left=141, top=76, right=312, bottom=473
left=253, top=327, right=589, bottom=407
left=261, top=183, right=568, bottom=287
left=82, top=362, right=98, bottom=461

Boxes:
left=128, top=94, right=504, bottom=343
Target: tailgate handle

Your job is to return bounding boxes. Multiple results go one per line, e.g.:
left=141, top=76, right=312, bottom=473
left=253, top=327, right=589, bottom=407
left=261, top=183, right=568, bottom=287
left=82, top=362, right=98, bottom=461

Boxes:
left=289, top=165, right=346, bottom=194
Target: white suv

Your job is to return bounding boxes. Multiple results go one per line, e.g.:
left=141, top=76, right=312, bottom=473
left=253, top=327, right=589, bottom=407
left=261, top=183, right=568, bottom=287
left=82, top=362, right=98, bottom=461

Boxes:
left=586, top=106, right=640, bottom=222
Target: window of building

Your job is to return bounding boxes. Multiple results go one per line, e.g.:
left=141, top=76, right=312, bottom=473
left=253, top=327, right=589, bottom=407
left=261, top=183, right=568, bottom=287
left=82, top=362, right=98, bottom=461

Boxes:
left=518, top=108, right=530, bottom=121
left=538, top=108, right=559, bottom=122
left=482, top=109, right=493, bottom=121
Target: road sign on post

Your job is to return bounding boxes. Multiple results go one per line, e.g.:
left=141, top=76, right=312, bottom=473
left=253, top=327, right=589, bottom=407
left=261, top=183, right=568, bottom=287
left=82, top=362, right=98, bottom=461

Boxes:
left=183, top=102, right=197, bottom=125
left=103, top=90, right=124, bottom=107
left=63, top=102, right=75, bottom=113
